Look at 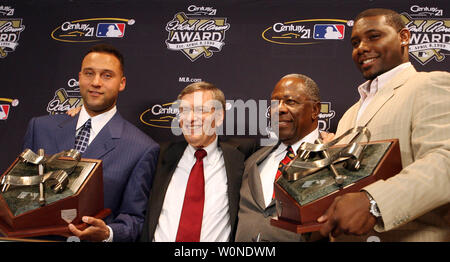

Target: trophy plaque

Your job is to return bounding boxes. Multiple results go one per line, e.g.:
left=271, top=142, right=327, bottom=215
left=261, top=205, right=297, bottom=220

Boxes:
left=0, top=149, right=110, bottom=238
left=270, top=127, right=402, bottom=234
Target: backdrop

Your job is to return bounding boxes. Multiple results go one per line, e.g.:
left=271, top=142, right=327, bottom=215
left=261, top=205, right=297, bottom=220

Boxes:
left=1, top=0, right=449, bottom=172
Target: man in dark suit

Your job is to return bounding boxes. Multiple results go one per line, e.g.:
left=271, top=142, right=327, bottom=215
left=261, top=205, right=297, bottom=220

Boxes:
left=235, top=74, right=322, bottom=242
left=22, top=44, right=160, bottom=242
left=140, top=82, right=256, bottom=242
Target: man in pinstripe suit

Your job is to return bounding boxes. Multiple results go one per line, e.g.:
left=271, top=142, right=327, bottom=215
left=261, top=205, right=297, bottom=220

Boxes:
left=23, top=44, right=160, bottom=242
left=318, top=8, right=450, bottom=241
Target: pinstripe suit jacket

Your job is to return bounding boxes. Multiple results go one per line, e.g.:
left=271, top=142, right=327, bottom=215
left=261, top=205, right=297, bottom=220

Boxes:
left=334, top=65, right=450, bottom=241
left=23, top=112, right=160, bottom=242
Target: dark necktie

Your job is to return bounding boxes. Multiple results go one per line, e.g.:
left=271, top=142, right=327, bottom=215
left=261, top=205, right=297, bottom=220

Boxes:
left=176, top=149, right=207, bottom=242
left=74, top=119, right=91, bottom=153
left=273, top=145, right=295, bottom=198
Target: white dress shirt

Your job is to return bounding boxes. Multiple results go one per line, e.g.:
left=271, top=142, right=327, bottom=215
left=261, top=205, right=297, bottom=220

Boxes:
left=75, top=105, right=117, bottom=242
left=75, top=105, right=117, bottom=145
left=258, top=128, right=319, bottom=207
left=356, top=62, right=412, bottom=121
left=153, top=137, right=231, bottom=242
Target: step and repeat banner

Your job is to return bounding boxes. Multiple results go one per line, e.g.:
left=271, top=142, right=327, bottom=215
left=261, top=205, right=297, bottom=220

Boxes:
left=1, top=0, right=449, bottom=172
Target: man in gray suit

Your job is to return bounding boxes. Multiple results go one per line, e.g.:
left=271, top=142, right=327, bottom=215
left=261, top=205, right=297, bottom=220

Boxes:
left=235, top=74, right=322, bottom=242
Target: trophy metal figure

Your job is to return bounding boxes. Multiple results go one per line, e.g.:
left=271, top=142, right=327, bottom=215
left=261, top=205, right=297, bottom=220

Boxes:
left=0, top=148, right=81, bottom=206
left=271, top=127, right=402, bottom=233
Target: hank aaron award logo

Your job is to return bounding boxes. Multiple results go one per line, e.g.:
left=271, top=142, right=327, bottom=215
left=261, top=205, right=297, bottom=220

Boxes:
left=0, top=6, right=25, bottom=58
left=402, top=5, right=450, bottom=65
left=165, top=5, right=230, bottom=61
left=47, top=79, right=83, bottom=115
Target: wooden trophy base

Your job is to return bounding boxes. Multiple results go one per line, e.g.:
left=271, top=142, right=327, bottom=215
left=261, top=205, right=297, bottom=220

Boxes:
left=0, top=156, right=108, bottom=239
left=0, top=208, right=111, bottom=238
left=271, top=217, right=323, bottom=234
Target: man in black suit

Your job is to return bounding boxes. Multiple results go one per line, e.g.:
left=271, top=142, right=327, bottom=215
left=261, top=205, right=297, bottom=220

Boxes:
left=140, top=81, right=256, bottom=242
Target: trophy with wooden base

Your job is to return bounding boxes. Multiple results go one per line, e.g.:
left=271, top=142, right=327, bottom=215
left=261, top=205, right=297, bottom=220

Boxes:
left=271, top=127, right=402, bottom=234
left=0, top=149, right=110, bottom=238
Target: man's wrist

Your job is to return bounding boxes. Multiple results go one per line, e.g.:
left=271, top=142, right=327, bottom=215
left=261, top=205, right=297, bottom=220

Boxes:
left=103, top=225, right=113, bottom=242
left=362, top=190, right=381, bottom=218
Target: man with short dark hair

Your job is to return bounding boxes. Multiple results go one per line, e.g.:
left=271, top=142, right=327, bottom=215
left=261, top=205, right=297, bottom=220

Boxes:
left=23, top=44, right=160, bottom=242
left=235, top=74, right=322, bottom=242
left=140, top=82, right=256, bottom=242
left=318, top=8, right=450, bottom=241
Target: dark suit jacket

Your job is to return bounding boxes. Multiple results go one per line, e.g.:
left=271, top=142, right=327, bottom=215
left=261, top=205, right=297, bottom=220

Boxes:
left=23, top=112, right=160, bottom=242
left=140, top=138, right=257, bottom=242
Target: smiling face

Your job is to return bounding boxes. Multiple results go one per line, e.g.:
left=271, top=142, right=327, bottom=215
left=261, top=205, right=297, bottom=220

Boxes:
left=271, top=77, right=320, bottom=145
left=179, top=90, right=224, bottom=148
left=350, top=15, right=410, bottom=80
left=78, top=52, right=126, bottom=117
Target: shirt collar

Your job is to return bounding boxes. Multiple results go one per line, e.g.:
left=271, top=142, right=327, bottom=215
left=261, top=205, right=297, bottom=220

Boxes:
left=186, top=136, right=219, bottom=164
left=276, top=127, right=320, bottom=157
left=76, top=105, right=117, bottom=135
left=357, top=62, right=412, bottom=101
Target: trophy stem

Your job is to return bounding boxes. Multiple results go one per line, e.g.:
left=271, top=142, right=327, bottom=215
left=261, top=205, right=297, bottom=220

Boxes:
left=38, top=149, right=46, bottom=206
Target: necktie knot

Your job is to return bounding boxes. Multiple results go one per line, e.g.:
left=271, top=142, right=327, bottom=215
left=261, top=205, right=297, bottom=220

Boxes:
left=83, top=119, right=92, bottom=129
left=286, top=146, right=294, bottom=158
left=194, top=149, right=207, bottom=161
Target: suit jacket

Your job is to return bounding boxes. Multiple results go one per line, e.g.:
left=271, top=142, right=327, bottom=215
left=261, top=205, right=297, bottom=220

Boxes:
left=235, top=142, right=305, bottom=242
left=335, top=65, right=450, bottom=241
left=23, top=112, right=160, bottom=242
left=140, top=138, right=257, bottom=242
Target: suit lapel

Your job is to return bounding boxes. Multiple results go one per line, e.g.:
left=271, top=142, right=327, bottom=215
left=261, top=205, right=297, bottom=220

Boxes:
left=158, top=141, right=187, bottom=190
left=247, top=144, right=279, bottom=211
left=56, top=115, right=78, bottom=152
left=148, top=141, right=187, bottom=237
left=83, top=112, right=122, bottom=159
left=357, top=66, right=417, bottom=127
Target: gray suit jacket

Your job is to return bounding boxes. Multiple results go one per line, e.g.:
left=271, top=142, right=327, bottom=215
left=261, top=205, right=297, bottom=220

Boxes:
left=235, top=142, right=304, bottom=242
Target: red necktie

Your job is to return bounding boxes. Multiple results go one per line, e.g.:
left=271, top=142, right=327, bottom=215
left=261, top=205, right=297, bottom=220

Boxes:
left=273, top=146, right=294, bottom=198
left=176, top=149, right=207, bottom=242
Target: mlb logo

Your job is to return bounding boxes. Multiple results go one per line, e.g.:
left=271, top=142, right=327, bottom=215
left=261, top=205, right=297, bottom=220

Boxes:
left=0, top=105, right=10, bottom=120
left=313, top=24, right=345, bottom=40
left=96, top=23, right=125, bottom=38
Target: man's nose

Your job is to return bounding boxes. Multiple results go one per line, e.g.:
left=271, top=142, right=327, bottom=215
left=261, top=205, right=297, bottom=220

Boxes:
left=278, top=101, right=288, bottom=113
left=92, top=74, right=102, bottom=87
left=355, top=40, right=370, bottom=54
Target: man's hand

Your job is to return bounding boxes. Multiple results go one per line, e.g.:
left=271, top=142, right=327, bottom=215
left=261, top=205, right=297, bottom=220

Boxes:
left=320, top=131, right=335, bottom=143
left=66, top=106, right=82, bottom=117
left=317, top=192, right=377, bottom=237
left=68, top=216, right=110, bottom=242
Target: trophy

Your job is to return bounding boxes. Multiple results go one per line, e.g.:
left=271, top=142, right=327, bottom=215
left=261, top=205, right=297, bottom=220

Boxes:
left=0, top=149, right=110, bottom=238
left=271, top=127, right=402, bottom=233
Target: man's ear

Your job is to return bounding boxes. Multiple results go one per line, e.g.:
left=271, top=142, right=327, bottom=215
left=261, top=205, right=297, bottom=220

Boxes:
left=119, top=76, right=126, bottom=92
left=399, top=28, right=411, bottom=46
left=215, top=108, right=225, bottom=127
left=312, top=101, right=321, bottom=121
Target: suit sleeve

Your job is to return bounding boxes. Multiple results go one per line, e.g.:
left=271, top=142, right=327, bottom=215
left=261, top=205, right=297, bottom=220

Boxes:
left=108, top=142, right=160, bottom=242
left=22, top=117, right=37, bottom=151
left=364, top=72, right=450, bottom=231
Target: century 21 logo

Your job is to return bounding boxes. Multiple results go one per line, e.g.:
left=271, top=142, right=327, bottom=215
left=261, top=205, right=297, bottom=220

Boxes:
left=51, top=18, right=134, bottom=43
